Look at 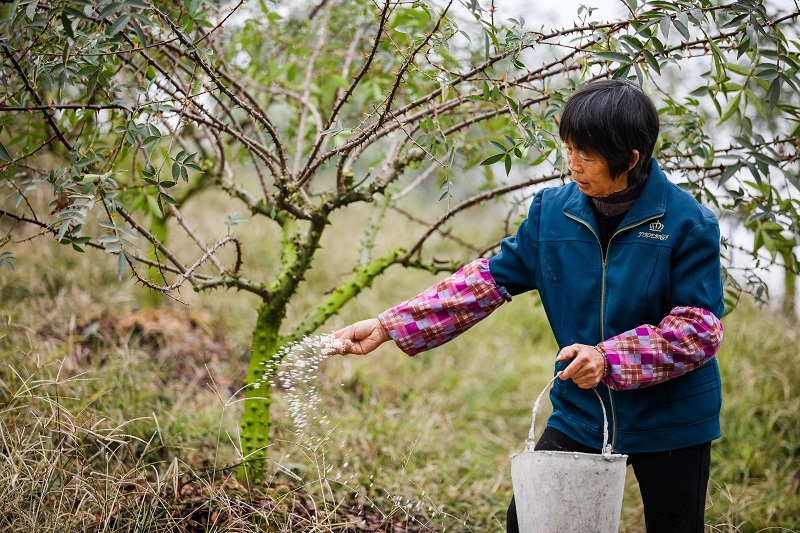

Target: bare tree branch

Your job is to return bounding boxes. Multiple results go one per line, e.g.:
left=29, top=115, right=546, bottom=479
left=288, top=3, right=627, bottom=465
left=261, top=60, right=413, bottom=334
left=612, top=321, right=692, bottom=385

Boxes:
left=151, top=6, right=290, bottom=177
left=296, top=0, right=393, bottom=185
left=293, top=5, right=331, bottom=176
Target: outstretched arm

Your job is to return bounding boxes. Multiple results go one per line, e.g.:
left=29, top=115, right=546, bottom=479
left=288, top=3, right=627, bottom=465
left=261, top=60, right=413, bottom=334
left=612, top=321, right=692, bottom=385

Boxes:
left=331, top=258, right=510, bottom=357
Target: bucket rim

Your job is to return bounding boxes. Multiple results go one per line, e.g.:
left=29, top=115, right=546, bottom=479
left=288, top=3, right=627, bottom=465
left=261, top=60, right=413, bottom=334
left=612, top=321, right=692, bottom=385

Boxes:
left=511, top=449, right=628, bottom=462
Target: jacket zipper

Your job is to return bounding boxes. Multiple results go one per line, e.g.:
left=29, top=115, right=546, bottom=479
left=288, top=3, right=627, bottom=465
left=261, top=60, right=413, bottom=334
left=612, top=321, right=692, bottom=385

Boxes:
left=564, top=212, right=663, bottom=452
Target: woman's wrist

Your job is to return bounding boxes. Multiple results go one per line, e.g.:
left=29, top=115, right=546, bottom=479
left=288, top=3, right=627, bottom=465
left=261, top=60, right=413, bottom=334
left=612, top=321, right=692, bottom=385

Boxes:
left=377, top=316, right=392, bottom=343
left=593, top=345, right=611, bottom=377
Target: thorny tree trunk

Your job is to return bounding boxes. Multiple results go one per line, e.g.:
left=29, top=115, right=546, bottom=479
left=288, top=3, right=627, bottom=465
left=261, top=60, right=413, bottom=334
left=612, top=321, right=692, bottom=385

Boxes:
left=240, top=301, right=281, bottom=482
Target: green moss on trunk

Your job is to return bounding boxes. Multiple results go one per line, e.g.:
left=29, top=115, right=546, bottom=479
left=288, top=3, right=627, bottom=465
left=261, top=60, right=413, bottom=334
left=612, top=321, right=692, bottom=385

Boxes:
left=238, top=300, right=281, bottom=482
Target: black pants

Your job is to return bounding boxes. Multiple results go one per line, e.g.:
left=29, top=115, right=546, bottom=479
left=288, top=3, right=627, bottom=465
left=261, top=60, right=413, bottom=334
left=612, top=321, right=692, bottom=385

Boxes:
left=506, top=427, right=711, bottom=533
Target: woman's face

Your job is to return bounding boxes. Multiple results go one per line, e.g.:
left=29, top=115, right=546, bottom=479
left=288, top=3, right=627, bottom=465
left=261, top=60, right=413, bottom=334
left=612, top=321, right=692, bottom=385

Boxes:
left=564, top=142, right=629, bottom=198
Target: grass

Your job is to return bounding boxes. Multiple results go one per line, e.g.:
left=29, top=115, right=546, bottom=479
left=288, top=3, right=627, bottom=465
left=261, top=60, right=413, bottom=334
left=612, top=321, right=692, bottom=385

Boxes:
left=1, top=215, right=798, bottom=532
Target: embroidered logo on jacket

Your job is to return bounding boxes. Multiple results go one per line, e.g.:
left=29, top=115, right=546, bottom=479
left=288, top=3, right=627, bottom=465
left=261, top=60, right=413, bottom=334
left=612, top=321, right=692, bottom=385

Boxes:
left=638, top=219, right=669, bottom=241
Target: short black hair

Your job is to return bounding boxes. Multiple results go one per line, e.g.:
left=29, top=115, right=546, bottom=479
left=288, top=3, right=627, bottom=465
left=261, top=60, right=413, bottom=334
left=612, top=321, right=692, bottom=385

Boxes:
left=559, top=79, right=659, bottom=183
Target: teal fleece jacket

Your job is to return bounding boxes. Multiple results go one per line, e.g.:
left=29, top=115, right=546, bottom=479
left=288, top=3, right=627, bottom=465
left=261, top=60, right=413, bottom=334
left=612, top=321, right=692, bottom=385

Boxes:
left=488, top=159, right=725, bottom=453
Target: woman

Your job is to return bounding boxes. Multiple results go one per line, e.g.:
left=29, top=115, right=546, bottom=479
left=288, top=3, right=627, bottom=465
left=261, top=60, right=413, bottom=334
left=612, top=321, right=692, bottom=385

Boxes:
left=331, top=79, right=725, bottom=533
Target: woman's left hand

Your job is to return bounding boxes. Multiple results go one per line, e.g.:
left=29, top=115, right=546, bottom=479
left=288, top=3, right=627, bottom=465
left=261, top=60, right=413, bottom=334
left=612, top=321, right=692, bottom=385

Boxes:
left=556, top=344, right=606, bottom=389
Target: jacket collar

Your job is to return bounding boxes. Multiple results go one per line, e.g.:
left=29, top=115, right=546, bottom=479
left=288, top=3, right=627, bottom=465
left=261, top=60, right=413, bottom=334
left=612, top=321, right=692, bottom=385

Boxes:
left=562, top=158, right=668, bottom=230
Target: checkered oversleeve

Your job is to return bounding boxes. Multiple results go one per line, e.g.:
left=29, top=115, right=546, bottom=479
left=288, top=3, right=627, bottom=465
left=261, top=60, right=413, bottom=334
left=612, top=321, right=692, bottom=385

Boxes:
left=378, top=258, right=509, bottom=356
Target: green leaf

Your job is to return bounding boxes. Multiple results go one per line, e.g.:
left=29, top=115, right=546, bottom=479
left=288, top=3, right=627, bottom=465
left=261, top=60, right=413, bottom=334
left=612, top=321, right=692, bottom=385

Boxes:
left=596, top=51, right=630, bottom=63
left=783, top=169, right=800, bottom=191
left=131, top=17, right=147, bottom=45
left=721, top=12, right=748, bottom=30
left=767, top=78, right=781, bottom=110
left=659, top=16, right=670, bottom=39
left=60, top=12, right=75, bottom=39
left=718, top=163, right=740, bottom=187
left=719, top=93, right=741, bottom=123
left=672, top=17, right=689, bottom=41
left=26, top=1, right=38, bottom=20
left=98, top=3, right=123, bottom=18
left=650, top=36, right=665, bottom=55
left=754, top=66, right=779, bottom=81
left=117, top=226, right=138, bottom=238
left=504, top=154, right=512, bottom=176
left=619, top=35, right=643, bottom=51
left=642, top=49, right=660, bottom=74
left=649, top=1, right=679, bottom=10
left=726, top=63, right=751, bottom=77
left=761, top=230, right=777, bottom=259
left=737, top=37, right=751, bottom=58
left=480, top=153, right=505, bottom=166
left=743, top=87, right=766, bottom=118
left=117, top=251, right=128, bottom=280
left=0, top=140, right=12, bottom=162
left=159, top=191, right=178, bottom=206
left=62, top=7, right=89, bottom=21
left=108, top=13, right=130, bottom=36
left=142, top=135, right=160, bottom=148
left=752, top=227, right=763, bottom=252
left=0, top=252, right=16, bottom=272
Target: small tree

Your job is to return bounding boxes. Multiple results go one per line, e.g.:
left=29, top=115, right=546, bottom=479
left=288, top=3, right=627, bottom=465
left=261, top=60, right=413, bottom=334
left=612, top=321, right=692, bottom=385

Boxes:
left=1, top=0, right=798, bottom=479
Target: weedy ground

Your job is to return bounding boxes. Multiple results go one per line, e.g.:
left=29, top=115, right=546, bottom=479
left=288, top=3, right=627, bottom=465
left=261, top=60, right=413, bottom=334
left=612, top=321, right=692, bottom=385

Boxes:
left=0, top=229, right=798, bottom=532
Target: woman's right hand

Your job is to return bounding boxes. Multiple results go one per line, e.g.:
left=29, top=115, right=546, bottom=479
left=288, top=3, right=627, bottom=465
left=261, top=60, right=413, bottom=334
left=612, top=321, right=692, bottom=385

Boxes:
left=329, top=318, right=391, bottom=355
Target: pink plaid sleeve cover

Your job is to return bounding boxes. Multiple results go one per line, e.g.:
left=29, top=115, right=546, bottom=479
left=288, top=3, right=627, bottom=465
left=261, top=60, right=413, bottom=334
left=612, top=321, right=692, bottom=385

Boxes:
left=378, top=258, right=510, bottom=356
left=597, top=306, right=724, bottom=391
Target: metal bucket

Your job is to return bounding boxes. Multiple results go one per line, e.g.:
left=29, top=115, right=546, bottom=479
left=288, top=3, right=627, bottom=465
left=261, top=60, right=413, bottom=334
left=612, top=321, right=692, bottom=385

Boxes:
left=510, top=374, right=628, bottom=533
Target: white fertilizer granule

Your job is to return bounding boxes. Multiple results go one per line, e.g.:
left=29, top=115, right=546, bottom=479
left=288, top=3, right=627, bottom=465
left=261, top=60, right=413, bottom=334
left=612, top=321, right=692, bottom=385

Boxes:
left=258, top=334, right=343, bottom=441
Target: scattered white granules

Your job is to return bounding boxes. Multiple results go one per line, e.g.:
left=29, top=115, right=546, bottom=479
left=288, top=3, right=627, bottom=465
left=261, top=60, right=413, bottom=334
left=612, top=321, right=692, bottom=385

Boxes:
left=259, top=334, right=343, bottom=440
left=257, top=333, right=442, bottom=528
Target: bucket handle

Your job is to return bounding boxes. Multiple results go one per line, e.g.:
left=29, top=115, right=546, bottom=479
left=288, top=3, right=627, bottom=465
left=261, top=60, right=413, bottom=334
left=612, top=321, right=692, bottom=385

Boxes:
left=524, top=372, right=613, bottom=456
